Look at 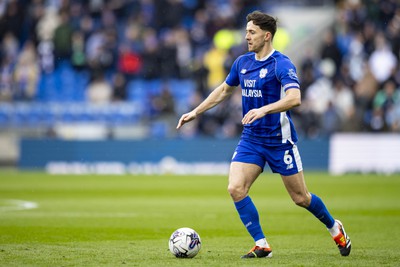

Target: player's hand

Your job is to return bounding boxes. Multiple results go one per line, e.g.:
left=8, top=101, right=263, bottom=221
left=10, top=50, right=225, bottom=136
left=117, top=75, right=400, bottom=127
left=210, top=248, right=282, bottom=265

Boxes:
left=176, top=111, right=197, bottom=129
left=242, top=108, right=266, bottom=125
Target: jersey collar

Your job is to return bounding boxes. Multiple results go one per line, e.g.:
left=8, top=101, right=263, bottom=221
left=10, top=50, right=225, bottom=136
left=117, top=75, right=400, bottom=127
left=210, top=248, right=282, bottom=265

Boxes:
left=255, top=49, right=276, bottom=61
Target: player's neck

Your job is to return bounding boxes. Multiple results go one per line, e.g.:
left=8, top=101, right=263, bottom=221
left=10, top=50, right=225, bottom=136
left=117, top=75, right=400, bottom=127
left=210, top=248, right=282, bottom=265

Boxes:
left=255, top=45, right=275, bottom=61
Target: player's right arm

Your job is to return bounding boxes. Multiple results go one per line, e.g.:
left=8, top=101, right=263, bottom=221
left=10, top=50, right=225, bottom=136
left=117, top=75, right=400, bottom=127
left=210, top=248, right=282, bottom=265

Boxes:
left=176, top=82, right=235, bottom=129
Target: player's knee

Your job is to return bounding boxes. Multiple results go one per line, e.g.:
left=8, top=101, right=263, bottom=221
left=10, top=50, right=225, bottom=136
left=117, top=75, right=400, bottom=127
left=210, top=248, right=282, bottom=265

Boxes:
left=227, top=184, right=247, bottom=201
left=292, top=195, right=310, bottom=208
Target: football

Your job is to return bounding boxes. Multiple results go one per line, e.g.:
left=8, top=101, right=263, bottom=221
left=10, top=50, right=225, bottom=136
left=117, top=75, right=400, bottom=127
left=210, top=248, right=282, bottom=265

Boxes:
left=168, top=227, right=201, bottom=258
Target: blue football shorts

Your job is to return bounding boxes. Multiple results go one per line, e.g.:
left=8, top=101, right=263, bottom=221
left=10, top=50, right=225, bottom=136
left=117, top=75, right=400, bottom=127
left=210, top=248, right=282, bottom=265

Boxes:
left=231, top=137, right=303, bottom=176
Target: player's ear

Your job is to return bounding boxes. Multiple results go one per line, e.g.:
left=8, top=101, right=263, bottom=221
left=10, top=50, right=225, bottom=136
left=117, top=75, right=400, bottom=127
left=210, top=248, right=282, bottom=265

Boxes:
left=264, top=31, right=271, bottom=42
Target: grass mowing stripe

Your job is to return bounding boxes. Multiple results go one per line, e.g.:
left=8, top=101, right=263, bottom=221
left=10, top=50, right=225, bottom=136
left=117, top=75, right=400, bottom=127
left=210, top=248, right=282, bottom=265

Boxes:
left=0, top=171, right=399, bottom=266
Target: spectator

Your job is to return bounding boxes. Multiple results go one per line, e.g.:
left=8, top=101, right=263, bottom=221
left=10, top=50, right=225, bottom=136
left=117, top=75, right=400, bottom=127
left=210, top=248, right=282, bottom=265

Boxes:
left=386, top=8, right=400, bottom=61
left=1, top=32, right=18, bottom=63
left=347, top=31, right=366, bottom=82
left=386, top=101, right=400, bottom=132
left=174, top=27, right=193, bottom=78
left=321, top=101, right=341, bottom=136
left=149, top=84, right=177, bottom=137
left=86, top=74, right=112, bottom=104
left=368, top=32, right=397, bottom=84
left=85, top=29, right=106, bottom=67
left=0, top=56, right=13, bottom=101
left=301, top=59, right=336, bottom=137
left=53, top=9, right=73, bottom=65
left=70, top=31, right=86, bottom=70
left=0, top=32, right=19, bottom=99
left=0, top=0, right=25, bottom=43
left=159, top=30, right=179, bottom=78
left=140, top=28, right=160, bottom=79
left=353, top=68, right=379, bottom=131
left=36, top=6, right=60, bottom=43
left=149, top=85, right=176, bottom=118
left=117, top=43, right=142, bottom=78
left=203, top=44, right=227, bottom=91
left=13, top=41, right=39, bottom=101
left=112, top=72, right=127, bottom=101
left=373, top=79, right=400, bottom=115
left=304, top=59, right=335, bottom=117
left=37, top=40, right=55, bottom=73
left=362, top=22, right=376, bottom=57
left=320, top=28, right=342, bottom=76
left=332, top=77, right=355, bottom=131
left=368, top=107, right=386, bottom=132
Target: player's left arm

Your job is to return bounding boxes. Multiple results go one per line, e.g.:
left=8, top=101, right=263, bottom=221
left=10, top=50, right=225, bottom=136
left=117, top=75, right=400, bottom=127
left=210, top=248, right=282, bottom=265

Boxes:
left=242, top=88, right=301, bottom=125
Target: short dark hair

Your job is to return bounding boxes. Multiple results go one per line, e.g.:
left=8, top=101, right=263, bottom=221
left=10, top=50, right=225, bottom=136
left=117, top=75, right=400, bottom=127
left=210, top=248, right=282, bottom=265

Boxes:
left=246, top=11, right=277, bottom=39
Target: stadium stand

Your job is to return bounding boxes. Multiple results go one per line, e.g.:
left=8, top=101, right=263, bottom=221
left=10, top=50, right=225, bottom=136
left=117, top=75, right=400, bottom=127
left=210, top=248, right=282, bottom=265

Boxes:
left=0, top=0, right=399, bottom=140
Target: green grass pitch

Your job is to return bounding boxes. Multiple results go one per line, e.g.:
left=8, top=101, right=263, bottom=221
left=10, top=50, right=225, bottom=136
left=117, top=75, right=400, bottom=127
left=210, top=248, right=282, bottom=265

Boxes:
left=1, top=170, right=399, bottom=266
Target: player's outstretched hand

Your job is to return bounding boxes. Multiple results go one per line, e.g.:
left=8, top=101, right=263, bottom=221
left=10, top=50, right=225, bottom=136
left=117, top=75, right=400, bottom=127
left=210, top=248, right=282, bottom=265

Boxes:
left=176, top=111, right=197, bottom=129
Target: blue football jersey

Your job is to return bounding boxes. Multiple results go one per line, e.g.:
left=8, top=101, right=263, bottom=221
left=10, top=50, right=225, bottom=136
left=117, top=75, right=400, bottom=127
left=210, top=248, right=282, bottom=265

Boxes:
left=225, top=50, right=300, bottom=144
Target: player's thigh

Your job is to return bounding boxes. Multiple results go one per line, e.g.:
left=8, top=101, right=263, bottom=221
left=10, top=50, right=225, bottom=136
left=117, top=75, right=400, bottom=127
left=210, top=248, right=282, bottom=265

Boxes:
left=280, top=171, right=311, bottom=206
left=228, top=162, right=262, bottom=195
left=265, top=143, right=303, bottom=175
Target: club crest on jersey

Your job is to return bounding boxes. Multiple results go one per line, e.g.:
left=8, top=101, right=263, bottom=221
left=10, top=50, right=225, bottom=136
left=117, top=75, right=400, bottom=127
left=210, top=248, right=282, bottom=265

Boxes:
left=259, top=68, right=268, bottom=78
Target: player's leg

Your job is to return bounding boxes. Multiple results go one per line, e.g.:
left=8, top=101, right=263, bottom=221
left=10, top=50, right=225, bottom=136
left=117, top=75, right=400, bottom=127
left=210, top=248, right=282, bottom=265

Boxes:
left=273, top=143, right=337, bottom=229
left=228, top=161, right=272, bottom=258
left=267, top=143, right=351, bottom=256
left=280, top=171, right=351, bottom=256
left=228, top=161, right=261, bottom=202
left=280, top=171, right=333, bottom=225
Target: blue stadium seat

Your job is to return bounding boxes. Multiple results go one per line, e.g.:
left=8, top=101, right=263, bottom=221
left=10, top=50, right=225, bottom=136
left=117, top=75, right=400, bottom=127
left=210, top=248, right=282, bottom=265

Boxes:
left=37, top=72, right=58, bottom=102
left=147, top=79, right=163, bottom=95
left=168, top=79, right=195, bottom=112
left=127, top=79, right=148, bottom=102
left=36, top=62, right=89, bottom=102
left=0, top=104, right=12, bottom=125
left=150, top=121, right=168, bottom=138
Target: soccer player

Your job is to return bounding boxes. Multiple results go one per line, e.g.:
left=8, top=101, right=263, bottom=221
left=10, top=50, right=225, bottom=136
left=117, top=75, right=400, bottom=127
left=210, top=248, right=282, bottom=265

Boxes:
left=176, top=11, right=351, bottom=258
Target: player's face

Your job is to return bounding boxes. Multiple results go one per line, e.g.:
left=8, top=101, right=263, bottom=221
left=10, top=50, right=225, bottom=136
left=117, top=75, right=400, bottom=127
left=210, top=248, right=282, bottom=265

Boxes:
left=245, top=21, right=269, bottom=53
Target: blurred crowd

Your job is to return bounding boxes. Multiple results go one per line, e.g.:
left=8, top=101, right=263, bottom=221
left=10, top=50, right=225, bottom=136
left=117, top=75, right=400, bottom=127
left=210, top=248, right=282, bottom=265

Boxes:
left=294, top=0, right=400, bottom=137
left=0, top=0, right=399, bottom=139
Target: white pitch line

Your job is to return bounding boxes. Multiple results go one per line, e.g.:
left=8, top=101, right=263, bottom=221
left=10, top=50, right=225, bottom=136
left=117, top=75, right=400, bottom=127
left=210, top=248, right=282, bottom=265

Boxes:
left=6, top=212, right=140, bottom=218
left=0, top=199, right=39, bottom=212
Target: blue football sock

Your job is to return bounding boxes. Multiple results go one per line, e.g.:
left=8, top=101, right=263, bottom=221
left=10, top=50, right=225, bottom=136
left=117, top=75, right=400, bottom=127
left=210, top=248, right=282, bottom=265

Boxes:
left=306, top=193, right=335, bottom=228
left=234, top=196, right=265, bottom=242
